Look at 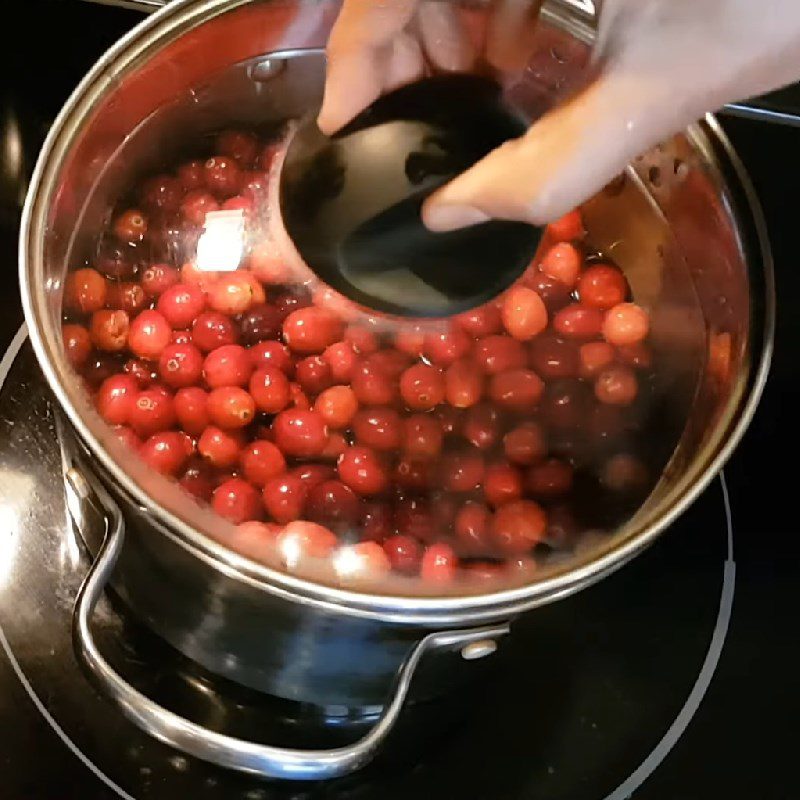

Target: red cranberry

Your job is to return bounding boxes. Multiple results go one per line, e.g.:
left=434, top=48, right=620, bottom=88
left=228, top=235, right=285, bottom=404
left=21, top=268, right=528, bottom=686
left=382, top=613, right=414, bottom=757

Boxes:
left=595, top=365, right=639, bottom=405
left=198, top=426, right=244, bottom=468
left=113, top=209, right=148, bottom=244
left=503, top=422, right=546, bottom=466
left=156, top=283, right=206, bottom=329
left=158, top=342, right=203, bottom=388
left=547, top=209, right=583, bottom=241
left=577, top=263, right=629, bottom=309
left=128, top=310, right=172, bottom=360
left=81, top=353, right=121, bottom=388
left=344, top=325, right=379, bottom=355
left=140, top=174, right=184, bottom=214
left=526, top=459, right=574, bottom=498
left=179, top=459, right=215, bottom=501
left=314, top=385, right=359, bottom=430
left=212, top=478, right=261, bottom=524
left=192, top=311, right=238, bottom=352
left=139, top=431, right=191, bottom=476
left=248, top=341, right=293, bottom=374
left=113, top=426, right=141, bottom=451
left=352, top=406, right=403, bottom=451
left=240, top=440, right=286, bottom=486
left=602, top=303, right=650, bottom=346
left=473, top=335, right=527, bottom=375
left=502, top=285, right=548, bottom=340
left=454, top=501, right=492, bottom=554
left=528, top=335, right=580, bottom=379
left=216, top=130, right=259, bottom=168
left=291, top=464, right=336, bottom=492
left=95, top=374, right=138, bottom=425
left=522, top=270, right=572, bottom=312
left=420, top=543, right=458, bottom=584
left=461, top=403, right=502, bottom=450
left=249, top=367, right=291, bottom=414
left=128, top=388, right=176, bottom=438
left=64, top=268, right=107, bottom=314
left=383, top=535, right=422, bottom=574
left=175, top=387, right=210, bottom=435
left=399, top=364, right=446, bottom=411
left=445, top=359, right=484, bottom=408
left=454, top=302, right=503, bottom=338
left=423, top=327, right=471, bottom=366
left=395, top=497, right=437, bottom=542
left=283, top=307, right=345, bottom=354
left=402, top=414, right=444, bottom=460
left=208, top=386, right=256, bottom=430
left=578, top=341, right=616, bottom=378
left=272, top=409, right=329, bottom=458
left=272, top=287, right=312, bottom=321
left=208, top=272, right=264, bottom=316
left=295, top=356, right=334, bottom=394
left=361, top=501, right=394, bottom=543
left=177, top=160, right=205, bottom=191
left=337, top=446, right=388, bottom=496
left=62, top=324, right=92, bottom=368
left=262, top=474, right=308, bottom=524
left=106, top=282, right=147, bottom=315
left=491, top=500, right=547, bottom=554
left=181, top=190, right=220, bottom=225
left=320, top=342, right=356, bottom=383
left=553, top=303, right=604, bottom=339
left=203, top=345, right=253, bottom=389
left=393, top=457, right=432, bottom=491
left=90, top=309, right=130, bottom=352
left=306, top=480, right=360, bottom=528
left=489, top=369, right=545, bottom=412
left=249, top=240, right=290, bottom=285
left=204, top=156, right=242, bottom=198
left=141, top=263, right=179, bottom=297
left=433, top=404, right=461, bottom=436
left=95, top=240, right=138, bottom=280
left=440, top=448, right=485, bottom=493
left=351, top=355, right=400, bottom=406
left=539, top=242, right=582, bottom=287
left=275, top=521, right=338, bottom=562
left=239, top=303, right=282, bottom=345
left=483, top=462, right=523, bottom=507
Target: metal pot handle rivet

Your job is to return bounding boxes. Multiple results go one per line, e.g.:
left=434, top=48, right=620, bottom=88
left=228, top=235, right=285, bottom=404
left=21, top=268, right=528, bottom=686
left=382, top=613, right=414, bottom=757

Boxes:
left=68, top=469, right=510, bottom=781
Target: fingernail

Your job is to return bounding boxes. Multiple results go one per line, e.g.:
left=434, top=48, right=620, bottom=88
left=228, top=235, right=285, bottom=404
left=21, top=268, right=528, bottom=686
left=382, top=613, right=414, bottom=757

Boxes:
left=423, top=203, right=491, bottom=232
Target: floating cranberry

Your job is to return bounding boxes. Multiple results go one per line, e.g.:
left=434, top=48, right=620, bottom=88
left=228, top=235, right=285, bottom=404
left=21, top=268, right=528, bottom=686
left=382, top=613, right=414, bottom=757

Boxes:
left=528, top=335, right=580, bottom=379
left=337, top=446, right=388, bottom=496
left=216, top=130, right=259, bottom=168
left=617, top=342, right=653, bottom=370
left=503, top=422, right=546, bottom=466
left=141, top=263, right=179, bottom=297
left=249, top=367, right=291, bottom=414
left=502, top=285, right=548, bottom=340
left=106, top=282, right=147, bottom=315
left=553, top=303, right=604, bottom=339
left=203, top=344, right=253, bottom=389
left=238, top=303, right=282, bottom=346
left=249, top=240, right=290, bottom=285
left=602, top=303, right=650, bottom=346
left=207, top=386, right=256, bottom=430
left=62, top=324, right=92, bottom=368
left=402, top=414, right=443, bottom=460
left=291, top=464, right=336, bottom=492
left=192, top=311, right=238, bottom=352
left=113, top=209, right=148, bottom=244
left=423, top=327, right=471, bottom=366
left=473, top=335, right=527, bottom=375
left=295, top=355, right=334, bottom=394
left=352, top=406, right=403, bottom=451
left=578, top=341, right=616, bottom=378
left=543, top=379, right=590, bottom=430
left=440, top=448, right=485, bottom=492
left=361, top=501, right=394, bottom=543
left=283, top=307, right=345, bottom=354
left=113, top=426, right=141, bottom=451
left=484, top=463, right=523, bottom=507
left=64, top=268, right=107, bottom=314
left=420, top=543, right=457, bottom=584
left=275, top=520, right=337, bottom=562
left=212, top=478, right=261, bottom=524
left=333, top=542, right=392, bottom=580
left=523, top=269, right=572, bottom=313
left=306, top=480, right=360, bottom=528
left=393, top=457, right=432, bottom=491
left=314, top=385, right=358, bottom=430
left=249, top=340, right=293, bottom=374
left=454, top=302, right=503, bottom=338
left=198, top=425, right=244, bottom=468
left=140, top=174, right=184, bottom=214
left=262, top=474, right=308, bottom=524
left=395, top=497, right=436, bottom=542
left=351, top=356, right=399, bottom=406
left=489, top=368, right=545, bottom=412
left=272, top=409, right=328, bottom=458
left=461, top=403, right=502, bottom=450
left=491, top=500, right=547, bottom=554
left=601, top=453, right=648, bottom=492
left=139, top=431, right=191, bottom=476
left=95, top=374, right=139, bottom=425
left=399, top=364, right=445, bottom=411
left=128, top=387, right=176, bottom=438
left=90, top=309, right=130, bottom=352
left=526, top=458, right=574, bottom=498
left=81, top=353, right=121, bottom=388
left=577, top=264, right=629, bottom=309
left=181, top=190, right=220, bottom=225
left=158, top=342, right=204, bottom=388
left=454, top=502, right=492, bottom=553
left=203, top=155, right=242, bottom=198
left=445, top=358, right=484, bottom=408
left=128, top=310, right=172, bottom=360
left=595, top=365, right=639, bottom=406
left=272, top=287, right=312, bottom=321
left=547, top=209, right=583, bottom=241
left=539, top=242, right=582, bottom=287
left=393, top=326, right=426, bottom=358
left=156, top=283, right=206, bottom=329
left=175, top=387, right=210, bottom=435
left=383, top=535, right=422, bottom=574
left=96, top=239, right=138, bottom=280
left=240, top=440, right=286, bottom=486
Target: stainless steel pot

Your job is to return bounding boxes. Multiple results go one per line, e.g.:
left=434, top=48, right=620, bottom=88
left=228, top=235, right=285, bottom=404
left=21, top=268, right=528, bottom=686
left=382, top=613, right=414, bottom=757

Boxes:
left=20, top=0, right=774, bottom=781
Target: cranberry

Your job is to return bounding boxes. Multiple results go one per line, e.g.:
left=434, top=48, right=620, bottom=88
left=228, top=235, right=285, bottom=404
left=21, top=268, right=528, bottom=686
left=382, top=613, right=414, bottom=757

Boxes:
left=587, top=403, right=627, bottom=443
left=291, top=464, right=336, bottom=492
left=454, top=302, right=503, bottom=338
left=203, top=156, right=242, bottom=198
left=333, top=542, right=392, bottom=580
left=337, top=446, right=388, bottom=496
left=141, top=263, right=179, bottom=297
left=240, top=171, right=271, bottom=204
left=249, top=367, right=291, bottom=414
left=473, top=335, right=527, bottom=374
left=528, top=335, right=580, bottom=379
left=212, top=478, right=261, bottom=524
left=313, top=286, right=358, bottom=321
left=349, top=406, right=399, bottom=451
left=240, top=440, right=286, bottom=486
left=139, top=431, right=191, bottom=476
left=272, top=409, right=329, bottom=458
left=383, top=535, right=422, bottom=574
left=394, top=326, right=426, bottom=358
left=249, top=340, right=293, bottom=374
left=181, top=262, right=218, bottom=292
left=177, top=160, right=205, bottom=191
left=502, top=285, right=548, bottom=340
left=445, top=359, right=484, bottom=408
left=222, top=195, right=253, bottom=214
left=178, top=459, right=215, bottom=501
left=203, top=344, right=253, bottom=389
left=158, top=342, right=204, bottom=388
left=602, top=303, right=650, bottom=346
left=123, top=359, right=155, bottom=390
left=140, top=174, right=184, bottom=214
left=503, top=422, right=546, bottom=466
left=249, top=240, right=291, bottom=285
left=295, top=356, right=334, bottom=394
left=351, top=355, right=399, bottom=406
left=128, top=388, right=176, bottom=438
left=216, top=130, right=259, bottom=168
left=595, top=365, right=639, bottom=405
left=175, top=387, right=210, bottom=435
left=81, top=353, right=121, bottom=388
left=208, top=387, right=256, bottom=430
left=539, top=242, right=582, bottom=287
left=491, top=500, right=547, bottom=554
left=617, top=342, right=652, bottom=370
left=434, top=404, right=460, bottom=436
left=454, top=501, right=492, bottom=553
left=489, top=368, right=545, bottom=412
left=314, top=385, right=358, bottom=429
left=62, top=324, right=92, bottom=368
left=192, top=311, right=238, bottom=352
left=523, top=270, right=572, bottom=312
left=262, top=474, right=308, bottom=524
left=543, top=379, right=591, bottom=430
left=395, top=497, right=436, bottom=542
left=393, top=456, right=432, bottom=491
left=106, top=282, right=147, bottom=315
left=440, top=449, right=485, bottom=492
left=526, top=459, right=574, bottom=497
left=399, top=364, right=445, bottom=411
left=461, top=403, right=502, bottom=450
left=547, top=209, right=584, bottom=241
left=238, top=303, right=281, bottom=345
left=402, top=414, right=443, bottom=460
left=578, top=264, right=629, bottom=309
left=420, top=543, right=457, bottom=584
left=90, top=309, right=130, bottom=352
left=113, top=209, right=148, bottom=244
left=156, top=283, right=206, bottom=329
left=272, top=287, right=312, bottom=321
left=553, top=304, right=604, bottom=339
left=545, top=505, right=580, bottom=548
left=484, top=462, right=523, bottom=507
left=306, top=480, right=360, bottom=528
left=113, top=426, right=141, bottom=451
left=198, top=426, right=245, bottom=468
left=601, top=453, right=648, bottom=492
left=95, top=374, right=138, bottom=425
left=361, top=501, right=394, bottom=543
left=423, top=327, right=471, bottom=366
left=96, top=240, right=138, bottom=280
left=344, top=326, right=379, bottom=355
left=288, top=382, right=311, bottom=410
left=181, top=190, right=220, bottom=225
left=128, top=310, right=172, bottom=360
left=64, top=268, right=107, bottom=314
left=578, top=341, right=616, bottom=378
left=208, top=272, right=263, bottom=316
left=283, top=307, right=345, bottom=354
left=275, top=521, right=337, bottom=562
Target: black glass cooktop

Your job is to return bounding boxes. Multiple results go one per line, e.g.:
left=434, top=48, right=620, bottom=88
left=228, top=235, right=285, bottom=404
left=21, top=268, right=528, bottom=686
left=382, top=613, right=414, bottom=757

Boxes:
left=0, top=3, right=798, bottom=798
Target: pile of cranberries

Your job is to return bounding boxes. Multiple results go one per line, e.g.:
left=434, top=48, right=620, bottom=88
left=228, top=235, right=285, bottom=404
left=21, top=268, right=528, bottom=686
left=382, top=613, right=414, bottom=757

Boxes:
left=60, top=127, right=655, bottom=589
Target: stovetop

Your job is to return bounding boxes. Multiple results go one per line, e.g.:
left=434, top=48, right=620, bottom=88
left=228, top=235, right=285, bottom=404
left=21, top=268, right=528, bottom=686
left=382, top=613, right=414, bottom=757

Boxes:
left=1, top=3, right=798, bottom=798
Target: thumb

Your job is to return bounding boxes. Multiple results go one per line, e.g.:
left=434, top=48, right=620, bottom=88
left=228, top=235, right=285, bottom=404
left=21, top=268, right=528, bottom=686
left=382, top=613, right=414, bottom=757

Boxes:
left=422, top=70, right=707, bottom=231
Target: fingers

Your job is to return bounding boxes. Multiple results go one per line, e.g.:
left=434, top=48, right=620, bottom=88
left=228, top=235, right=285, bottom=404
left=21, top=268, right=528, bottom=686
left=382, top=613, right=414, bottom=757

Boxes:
left=485, top=0, right=545, bottom=74
left=415, top=1, right=477, bottom=74
left=317, top=0, right=421, bottom=134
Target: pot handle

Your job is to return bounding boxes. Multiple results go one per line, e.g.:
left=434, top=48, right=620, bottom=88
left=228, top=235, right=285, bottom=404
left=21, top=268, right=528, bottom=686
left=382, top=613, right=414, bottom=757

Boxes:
left=66, top=469, right=510, bottom=781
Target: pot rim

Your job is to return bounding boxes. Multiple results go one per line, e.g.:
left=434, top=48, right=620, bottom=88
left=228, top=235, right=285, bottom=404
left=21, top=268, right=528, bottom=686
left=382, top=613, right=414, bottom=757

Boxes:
left=19, top=0, right=775, bottom=626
